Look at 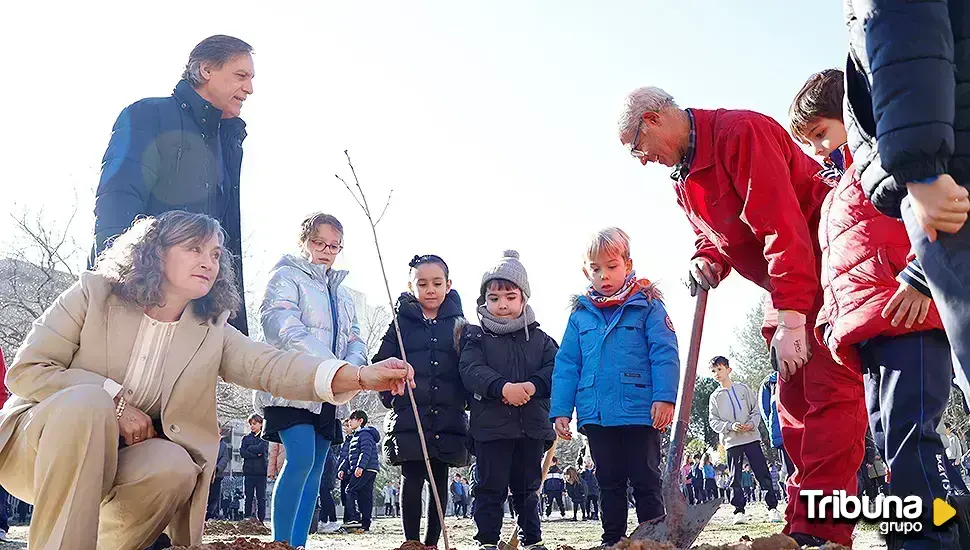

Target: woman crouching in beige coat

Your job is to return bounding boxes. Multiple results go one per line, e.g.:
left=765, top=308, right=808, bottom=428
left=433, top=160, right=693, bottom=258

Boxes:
left=0, top=211, right=413, bottom=550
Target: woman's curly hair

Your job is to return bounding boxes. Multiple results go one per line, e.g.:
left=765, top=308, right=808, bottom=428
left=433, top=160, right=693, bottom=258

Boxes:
left=93, top=211, right=242, bottom=322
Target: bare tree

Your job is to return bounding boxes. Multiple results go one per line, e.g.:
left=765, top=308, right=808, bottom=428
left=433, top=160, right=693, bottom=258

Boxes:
left=361, top=304, right=393, bottom=360
left=0, top=202, right=82, bottom=362
left=215, top=291, right=264, bottom=423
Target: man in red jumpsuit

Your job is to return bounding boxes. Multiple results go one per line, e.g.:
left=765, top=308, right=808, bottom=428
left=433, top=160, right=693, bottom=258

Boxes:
left=617, top=86, right=866, bottom=547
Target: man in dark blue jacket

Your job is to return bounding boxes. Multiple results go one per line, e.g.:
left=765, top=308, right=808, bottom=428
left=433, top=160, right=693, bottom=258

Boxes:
left=344, top=410, right=380, bottom=531
left=90, top=34, right=254, bottom=334
left=844, top=2, right=970, bottom=548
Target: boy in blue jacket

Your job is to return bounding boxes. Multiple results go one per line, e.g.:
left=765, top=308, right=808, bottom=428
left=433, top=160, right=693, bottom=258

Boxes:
left=551, top=227, right=680, bottom=546
left=343, top=411, right=381, bottom=531
left=336, top=419, right=354, bottom=525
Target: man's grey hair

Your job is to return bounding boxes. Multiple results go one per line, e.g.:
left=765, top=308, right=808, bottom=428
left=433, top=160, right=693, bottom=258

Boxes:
left=182, top=35, right=254, bottom=87
left=617, top=86, right=679, bottom=143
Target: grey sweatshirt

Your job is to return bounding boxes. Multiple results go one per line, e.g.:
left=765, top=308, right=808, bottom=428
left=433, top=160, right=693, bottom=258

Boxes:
left=708, top=382, right=762, bottom=450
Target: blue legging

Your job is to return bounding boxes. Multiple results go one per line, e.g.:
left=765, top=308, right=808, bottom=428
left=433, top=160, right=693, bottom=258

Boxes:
left=272, top=424, right=330, bottom=547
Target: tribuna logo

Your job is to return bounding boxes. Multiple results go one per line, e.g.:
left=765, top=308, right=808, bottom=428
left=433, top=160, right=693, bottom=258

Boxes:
left=803, top=490, right=924, bottom=533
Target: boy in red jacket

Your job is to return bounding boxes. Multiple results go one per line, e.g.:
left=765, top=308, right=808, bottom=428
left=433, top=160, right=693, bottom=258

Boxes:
left=791, top=70, right=960, bottom=548
left=618, top=86, right=865, bottom=547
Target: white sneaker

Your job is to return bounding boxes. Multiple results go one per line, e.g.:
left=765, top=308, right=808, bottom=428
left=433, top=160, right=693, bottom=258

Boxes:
left=733, top=511, right=747, bottom=524
left=767, top=508, right=782, bottom=523
left=0, top=530, right=6, bottom=541
left=319, top=521, right=341, bottom=533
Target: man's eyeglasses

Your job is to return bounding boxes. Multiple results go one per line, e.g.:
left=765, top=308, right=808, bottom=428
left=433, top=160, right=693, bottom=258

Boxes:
left=629, top=117, right=647, bottom=159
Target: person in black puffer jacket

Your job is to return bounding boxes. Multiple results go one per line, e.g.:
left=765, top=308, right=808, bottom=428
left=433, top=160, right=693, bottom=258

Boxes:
left=844, top=3, right=970, bottom=548
left=581, top=459, right=600, bottom=521
left=376, top=254, right=469, bottom=549
left=240, top=414, right=269, bottom=522
left=460, top=250, right=557, bottom=550
left=564, top=466, right=588, bottom=521
left=343, top=411, right=380, bottom=531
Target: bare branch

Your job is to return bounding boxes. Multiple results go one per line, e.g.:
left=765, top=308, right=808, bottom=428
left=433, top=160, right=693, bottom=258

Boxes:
left=335, top=174, right=366, bottom=213
left=375, top=190, right=394, bottom=226
left=343, top=150, right=374, bottom=220
left=336, top=149, right=451, bottom=550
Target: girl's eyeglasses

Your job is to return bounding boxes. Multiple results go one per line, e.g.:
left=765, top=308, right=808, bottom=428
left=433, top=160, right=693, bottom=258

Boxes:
left=314, top=242, right=343, bottom=253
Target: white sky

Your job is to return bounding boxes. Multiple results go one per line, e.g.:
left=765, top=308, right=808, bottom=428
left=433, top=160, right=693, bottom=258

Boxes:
left=0, top=1, right=847, bottom=371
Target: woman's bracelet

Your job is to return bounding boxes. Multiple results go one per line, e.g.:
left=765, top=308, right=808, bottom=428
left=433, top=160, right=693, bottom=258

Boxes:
left=357, top=365, right=364, bottom=390
left=115, top=396, right=127, bottom=419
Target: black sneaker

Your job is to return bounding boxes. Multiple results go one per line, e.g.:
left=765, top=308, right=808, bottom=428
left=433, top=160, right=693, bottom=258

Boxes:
left=342, top=520, right=363, bottom=529
left=789, top=533, right=828, bottom=546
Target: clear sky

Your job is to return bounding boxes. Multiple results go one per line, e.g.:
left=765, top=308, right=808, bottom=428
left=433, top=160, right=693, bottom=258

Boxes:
left=0, top=1, right=848, bottom=370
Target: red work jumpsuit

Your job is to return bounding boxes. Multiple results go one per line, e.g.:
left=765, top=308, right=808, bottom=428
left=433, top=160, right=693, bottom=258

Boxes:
left=674, top=108, right=866, bottom=546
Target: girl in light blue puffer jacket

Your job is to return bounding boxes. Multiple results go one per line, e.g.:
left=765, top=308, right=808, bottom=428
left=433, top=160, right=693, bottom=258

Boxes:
left=254, top=213, right=367, bottom=546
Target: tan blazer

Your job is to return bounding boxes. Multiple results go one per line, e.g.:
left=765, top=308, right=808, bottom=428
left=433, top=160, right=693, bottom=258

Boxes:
left=0, top=272, right=331, bottom=545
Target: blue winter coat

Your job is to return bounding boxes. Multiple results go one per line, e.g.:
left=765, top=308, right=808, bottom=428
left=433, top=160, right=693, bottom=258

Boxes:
left=759, top=372, right=783, bottom=449
left=337, top=436, right=353, bottom=474
left=550, top=290, right=680, bottom=429
left=845, top=0, right=970, bottom=217
left=349, top=425, right=381, bottom=472
left=91, top=80, right=249, bottom=333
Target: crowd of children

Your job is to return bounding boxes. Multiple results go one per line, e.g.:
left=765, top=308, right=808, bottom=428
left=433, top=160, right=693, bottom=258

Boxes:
left=233, top=67, right=970, bottom=549
left=231, top=218, right=683, bottom=550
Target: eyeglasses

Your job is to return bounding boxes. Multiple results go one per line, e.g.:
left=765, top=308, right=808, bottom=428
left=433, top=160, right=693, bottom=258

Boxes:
left=629, top=117, right=647, bottom=159
left=312, top=241, right=343, bottom=254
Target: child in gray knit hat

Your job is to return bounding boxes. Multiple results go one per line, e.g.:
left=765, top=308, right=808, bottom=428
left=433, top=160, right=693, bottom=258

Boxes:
left=476, top=250, right=533, bottom=339
left=459, top=250, right=558, bottom=550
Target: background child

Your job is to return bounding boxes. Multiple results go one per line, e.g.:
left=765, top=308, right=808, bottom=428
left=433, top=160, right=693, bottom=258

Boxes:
left=375, top=254, right=470, bottom=549
left=343, top=411, right=380, bottom=531
left=793, top=68, right=958, bottom=548
left=581, top=459, right=600, bottom=521
left=337, top=419, right=353, bottom=526
left=564, top=466, right=588, bottom=521
left=550, top=227, right=680, bottom=546
left=542, top=457, right=566, bottom=518
left=682, top=457, right=695, bottom=506
left=239, top=414, right=268, bottom=523
left=708, top=356, right=781, bottom=523
left=254, top=212, right=367, bottom=547
left=703, top=455, right=717, bottom=502
left=458, top=250, right=558, bottom=550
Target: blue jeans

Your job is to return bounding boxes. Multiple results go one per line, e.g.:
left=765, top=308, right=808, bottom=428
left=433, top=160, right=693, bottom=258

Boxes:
left=272, top=425, right=329, bottom=547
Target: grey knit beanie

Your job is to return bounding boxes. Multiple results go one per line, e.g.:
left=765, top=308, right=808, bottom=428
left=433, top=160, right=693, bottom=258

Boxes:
left=478, top=249, right=531, bottom=305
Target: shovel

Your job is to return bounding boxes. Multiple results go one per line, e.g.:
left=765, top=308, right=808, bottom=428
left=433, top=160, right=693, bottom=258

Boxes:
left=630, top=289, right=721, bottom=548
left=497, top=437, right=560, bottom=550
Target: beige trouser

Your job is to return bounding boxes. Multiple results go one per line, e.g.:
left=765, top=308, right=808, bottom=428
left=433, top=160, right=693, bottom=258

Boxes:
left=0, top=385, right=201, bottom=550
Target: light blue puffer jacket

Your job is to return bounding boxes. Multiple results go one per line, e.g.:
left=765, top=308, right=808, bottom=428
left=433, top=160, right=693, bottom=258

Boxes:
left=253, top=254, right=367, bottom=414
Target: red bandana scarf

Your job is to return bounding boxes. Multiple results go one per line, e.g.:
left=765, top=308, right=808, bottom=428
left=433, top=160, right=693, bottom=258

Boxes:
left=585, top=272, right=652, bottom=309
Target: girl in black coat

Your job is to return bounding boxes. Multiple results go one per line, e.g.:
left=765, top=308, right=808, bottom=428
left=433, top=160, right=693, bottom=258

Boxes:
left=376, top=255, right=469, bottom=549
left=565, top=466, right=588, bottom=521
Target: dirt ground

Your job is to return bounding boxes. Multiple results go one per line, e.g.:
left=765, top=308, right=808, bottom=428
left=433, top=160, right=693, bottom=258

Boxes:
left=0, top=502, right=888, bottom=549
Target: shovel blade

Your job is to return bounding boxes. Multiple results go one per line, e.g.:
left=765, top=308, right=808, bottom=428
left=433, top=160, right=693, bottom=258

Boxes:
left=629, top=498, right=722, bottom=548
